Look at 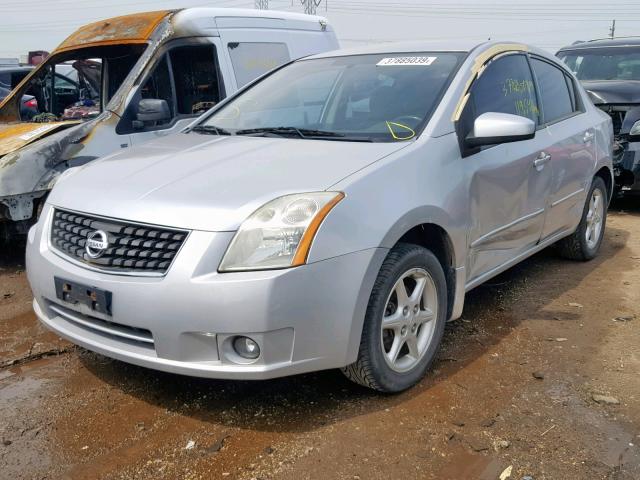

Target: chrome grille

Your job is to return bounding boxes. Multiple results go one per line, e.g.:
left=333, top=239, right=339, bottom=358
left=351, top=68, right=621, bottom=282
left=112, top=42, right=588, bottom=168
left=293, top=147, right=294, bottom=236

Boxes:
left=50, top=209, right=188, bottom=274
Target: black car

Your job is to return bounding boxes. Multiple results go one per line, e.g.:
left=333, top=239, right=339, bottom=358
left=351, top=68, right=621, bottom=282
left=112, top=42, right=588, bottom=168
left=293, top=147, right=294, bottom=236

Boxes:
left=0, top=65, right=37, bottom=118
left=558, top=38, right=640, bottom=194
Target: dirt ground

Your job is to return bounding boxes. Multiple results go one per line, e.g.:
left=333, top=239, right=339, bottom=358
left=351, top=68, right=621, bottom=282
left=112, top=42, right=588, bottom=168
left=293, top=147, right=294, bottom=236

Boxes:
left=1, top=199, right=639, bottom=480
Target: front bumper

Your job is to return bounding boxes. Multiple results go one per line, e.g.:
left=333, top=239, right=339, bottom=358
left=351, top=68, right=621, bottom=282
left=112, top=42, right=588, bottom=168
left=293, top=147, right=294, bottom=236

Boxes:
left=26, top=206, right=384, bottom=380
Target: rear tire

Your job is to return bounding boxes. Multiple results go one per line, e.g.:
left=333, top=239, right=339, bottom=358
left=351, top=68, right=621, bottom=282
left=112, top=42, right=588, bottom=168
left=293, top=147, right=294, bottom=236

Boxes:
left=342, top=243, right=447, bottom=392
left=557, top=177, right=607, bottom=261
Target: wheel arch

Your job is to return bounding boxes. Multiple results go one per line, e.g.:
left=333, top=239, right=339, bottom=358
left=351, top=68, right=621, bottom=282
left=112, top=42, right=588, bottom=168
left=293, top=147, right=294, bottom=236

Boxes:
left=380, top=209, right=460, bottom=321
left=594, top=165, right=614, bottom=203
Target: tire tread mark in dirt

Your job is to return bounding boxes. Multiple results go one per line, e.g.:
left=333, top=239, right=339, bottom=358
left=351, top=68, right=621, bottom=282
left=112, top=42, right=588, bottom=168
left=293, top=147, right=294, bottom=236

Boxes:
left=1, top=345, right=77, bottom=369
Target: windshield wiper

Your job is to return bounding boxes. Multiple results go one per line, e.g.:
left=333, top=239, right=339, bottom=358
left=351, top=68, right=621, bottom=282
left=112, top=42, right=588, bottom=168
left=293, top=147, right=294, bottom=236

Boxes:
left=235, top=127, right=308, bottom=138
left=235, top=127, right=372, bottom=142
left=190, top=125, right=232, bottom=136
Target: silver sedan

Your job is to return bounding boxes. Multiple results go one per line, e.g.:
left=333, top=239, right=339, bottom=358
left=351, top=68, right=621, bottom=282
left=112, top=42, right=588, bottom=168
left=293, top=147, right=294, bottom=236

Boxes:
left=26, top=41, right=613, bottom=392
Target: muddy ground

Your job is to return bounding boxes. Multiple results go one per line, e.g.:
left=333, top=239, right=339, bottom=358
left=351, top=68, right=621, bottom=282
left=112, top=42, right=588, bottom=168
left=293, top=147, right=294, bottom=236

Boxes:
left=1, top=199, right=639, bottom=480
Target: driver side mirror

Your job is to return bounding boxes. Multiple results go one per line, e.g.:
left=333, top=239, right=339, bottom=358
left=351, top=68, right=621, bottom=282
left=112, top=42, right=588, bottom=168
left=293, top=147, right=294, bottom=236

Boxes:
left=465, top=112, right=535, bottom=148
left=135, top=98, right=170, bottom=127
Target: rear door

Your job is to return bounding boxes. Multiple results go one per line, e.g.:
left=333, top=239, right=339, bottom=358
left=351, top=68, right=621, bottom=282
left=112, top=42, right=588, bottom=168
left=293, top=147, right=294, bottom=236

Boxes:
left=461, top=53, right=554, bottom=283
left=530, top=57, right=596, bottom=239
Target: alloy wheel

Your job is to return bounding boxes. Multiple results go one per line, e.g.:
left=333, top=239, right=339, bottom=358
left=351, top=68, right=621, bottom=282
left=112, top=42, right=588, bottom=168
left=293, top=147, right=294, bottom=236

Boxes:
left=585, top=188, right=604, bottom=250
left=380, top=268, right=438, bottom=373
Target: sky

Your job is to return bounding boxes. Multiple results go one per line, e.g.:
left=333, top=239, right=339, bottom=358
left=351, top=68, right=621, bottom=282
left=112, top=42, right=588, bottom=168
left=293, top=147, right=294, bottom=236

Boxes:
left=1, top=0, right=639, bottom=58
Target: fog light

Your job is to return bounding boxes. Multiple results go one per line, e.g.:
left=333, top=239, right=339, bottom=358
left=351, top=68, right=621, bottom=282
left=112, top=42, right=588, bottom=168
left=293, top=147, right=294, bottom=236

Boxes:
left=233, top=336, right=260, bottom=359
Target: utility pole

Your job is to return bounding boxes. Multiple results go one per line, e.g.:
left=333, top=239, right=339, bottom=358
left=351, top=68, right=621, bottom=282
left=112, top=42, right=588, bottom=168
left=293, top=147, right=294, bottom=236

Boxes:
left=609, top=19, right=616, bottom=39
left=300, top=0, right=323, bottom=15
left=255, top=0, right=269, bottom=9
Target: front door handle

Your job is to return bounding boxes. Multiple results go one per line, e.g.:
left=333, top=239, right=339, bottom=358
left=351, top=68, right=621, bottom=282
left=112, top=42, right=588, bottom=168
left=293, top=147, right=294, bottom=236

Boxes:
left=583, top=131, right=594, bottom=143
left=534, top=152, right=551, bottom=169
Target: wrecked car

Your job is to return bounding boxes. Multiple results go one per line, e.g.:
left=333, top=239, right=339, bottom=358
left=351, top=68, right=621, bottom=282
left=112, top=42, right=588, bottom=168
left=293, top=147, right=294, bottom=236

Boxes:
left=0, top=64, right=37, bottom=119
left=558, top=38, right=640, bottom=194
left=27, top=41, right=612, bottom=392
left=0, top=8, right=338, bottom=240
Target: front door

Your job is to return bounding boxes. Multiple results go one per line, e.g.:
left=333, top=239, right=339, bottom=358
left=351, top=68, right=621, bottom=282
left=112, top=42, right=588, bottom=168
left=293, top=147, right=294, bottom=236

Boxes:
left=126, top=39, right=227, bottom=146
left=460, top=53, right=554, bottom=283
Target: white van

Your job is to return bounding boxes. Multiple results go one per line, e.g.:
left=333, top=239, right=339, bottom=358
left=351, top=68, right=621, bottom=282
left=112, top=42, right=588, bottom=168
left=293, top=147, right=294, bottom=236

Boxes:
left=0, top=8, right=339, bottom=238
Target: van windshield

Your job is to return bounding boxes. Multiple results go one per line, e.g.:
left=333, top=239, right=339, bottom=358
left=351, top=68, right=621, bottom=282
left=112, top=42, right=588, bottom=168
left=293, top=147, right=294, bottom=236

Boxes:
left=559, top=47, right=640, bottom=81
left=11, top=44, right=146, bottom=122
left=198, top=52, right=465, bottom=142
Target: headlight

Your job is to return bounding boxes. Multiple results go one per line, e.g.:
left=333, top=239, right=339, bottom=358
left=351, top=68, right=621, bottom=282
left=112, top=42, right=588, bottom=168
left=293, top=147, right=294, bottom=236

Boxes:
left=630, top=120, right=640, bottom=137
left=219, top=192, right=344, bottom=272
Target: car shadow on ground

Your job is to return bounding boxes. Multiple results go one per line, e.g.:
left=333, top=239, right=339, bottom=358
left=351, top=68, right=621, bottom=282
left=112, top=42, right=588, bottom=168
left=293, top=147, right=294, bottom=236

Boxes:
left=611, top=194, right=640, bottom=217
left=78, top=217, right=632, bottom=434
left=0, top=238, right=25, bottom=271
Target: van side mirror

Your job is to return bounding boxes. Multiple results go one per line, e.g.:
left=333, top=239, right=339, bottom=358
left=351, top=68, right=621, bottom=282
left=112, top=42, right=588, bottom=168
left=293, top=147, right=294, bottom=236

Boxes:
left=465, top=112, right=535, bottom=148
left=136, top=98, right=170, bottom=125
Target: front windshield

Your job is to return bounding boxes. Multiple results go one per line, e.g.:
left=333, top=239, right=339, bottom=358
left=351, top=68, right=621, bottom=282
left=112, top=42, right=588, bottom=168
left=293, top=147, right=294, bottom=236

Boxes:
left=14, top=44, right=146, bottom=122
left=199, top=52, right=465, bottom=142
left=559, top=47, right=640, bottom=81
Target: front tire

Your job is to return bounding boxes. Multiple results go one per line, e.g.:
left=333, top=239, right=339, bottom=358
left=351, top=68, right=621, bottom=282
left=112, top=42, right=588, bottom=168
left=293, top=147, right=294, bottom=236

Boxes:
left=557, top=177, right=607, bottom=261
left=342, top=243, right=447, bottom=392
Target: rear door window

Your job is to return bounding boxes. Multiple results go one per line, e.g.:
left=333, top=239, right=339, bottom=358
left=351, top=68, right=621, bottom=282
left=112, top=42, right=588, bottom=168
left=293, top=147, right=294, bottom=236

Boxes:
left=531, top=58, right=575, bottom=124
left=228, top=42, right=291, bottom=87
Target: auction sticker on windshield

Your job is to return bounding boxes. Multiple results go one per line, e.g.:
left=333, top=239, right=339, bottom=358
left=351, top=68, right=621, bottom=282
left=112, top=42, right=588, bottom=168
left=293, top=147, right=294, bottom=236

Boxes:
left=377, top=56, right=437, bottom=66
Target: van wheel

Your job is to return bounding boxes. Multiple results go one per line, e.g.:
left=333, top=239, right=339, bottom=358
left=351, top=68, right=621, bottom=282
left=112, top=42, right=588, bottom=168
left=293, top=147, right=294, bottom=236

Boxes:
left=557, top=177, right=607, bottom=261
left=342, top=243, right=447, bottom=392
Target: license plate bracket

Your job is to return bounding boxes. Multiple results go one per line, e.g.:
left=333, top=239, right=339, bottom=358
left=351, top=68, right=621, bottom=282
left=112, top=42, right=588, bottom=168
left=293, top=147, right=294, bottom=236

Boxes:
left=54, top=277, right=112, bottom=316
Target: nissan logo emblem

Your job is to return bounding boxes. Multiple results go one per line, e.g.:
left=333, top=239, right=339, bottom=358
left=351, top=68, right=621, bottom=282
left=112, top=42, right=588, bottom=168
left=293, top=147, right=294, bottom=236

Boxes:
left=85, top=230, right=109, bottom=259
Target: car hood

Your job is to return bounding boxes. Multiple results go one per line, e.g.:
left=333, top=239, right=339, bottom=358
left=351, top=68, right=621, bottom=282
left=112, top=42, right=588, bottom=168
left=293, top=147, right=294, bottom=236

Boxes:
left=48, top=132, right=409, bottom=232
left=0, top=121, right=80, bottom=157
left=582, top=80, right=640, bottom=105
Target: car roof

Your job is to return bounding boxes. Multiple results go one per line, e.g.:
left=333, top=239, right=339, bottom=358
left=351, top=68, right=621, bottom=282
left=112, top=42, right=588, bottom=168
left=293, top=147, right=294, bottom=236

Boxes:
left=171, top=8, right=331, bottom=35
left=305, top=40, right=554, bottom=61
left=56, top=8, right=332, bottom=53
left=307, top=40, right=480, bottom=59
left=558, top=37, right=640, bottom=51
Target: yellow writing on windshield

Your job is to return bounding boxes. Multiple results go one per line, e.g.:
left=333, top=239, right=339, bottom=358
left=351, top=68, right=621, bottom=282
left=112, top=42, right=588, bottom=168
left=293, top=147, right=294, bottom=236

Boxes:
left=386, top=121, right=416, bottom=140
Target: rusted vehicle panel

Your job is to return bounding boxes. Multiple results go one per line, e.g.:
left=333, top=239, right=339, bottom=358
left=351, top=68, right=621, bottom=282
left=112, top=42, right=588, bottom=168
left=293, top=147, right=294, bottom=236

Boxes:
left=0, top=8, right=339, bottom=240
left=0, top=122, right=79, bottom=157
left=56, top=11, right=170, bottom=52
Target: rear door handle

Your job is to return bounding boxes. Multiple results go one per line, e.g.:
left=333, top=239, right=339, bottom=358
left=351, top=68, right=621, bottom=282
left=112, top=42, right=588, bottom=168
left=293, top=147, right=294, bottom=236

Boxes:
left=583, top=131, right=594, bottom=143
left=534, top=152, right=551, bottom=169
